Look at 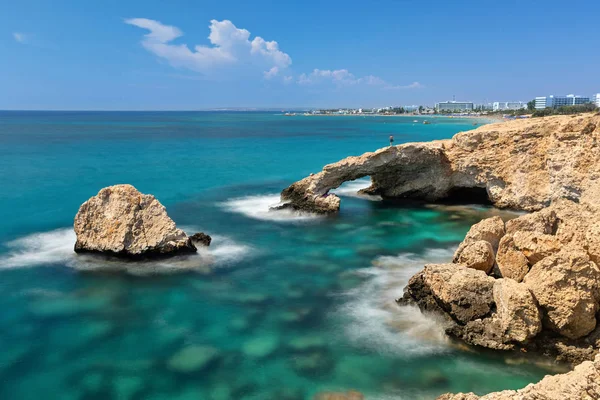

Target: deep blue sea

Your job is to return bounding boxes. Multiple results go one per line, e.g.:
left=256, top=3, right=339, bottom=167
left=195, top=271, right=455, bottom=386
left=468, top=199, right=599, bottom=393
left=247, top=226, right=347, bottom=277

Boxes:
left=0, top=112, right=552, bottom=399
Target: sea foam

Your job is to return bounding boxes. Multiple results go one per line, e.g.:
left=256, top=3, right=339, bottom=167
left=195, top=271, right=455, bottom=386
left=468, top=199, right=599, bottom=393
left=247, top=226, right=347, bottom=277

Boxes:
left=331, top=177, right=382, bottom=201
left=0, top=228, right=253, bottom=275
left=337, top=248, right=454, bottom=356
left=221, top=194, right=323, bottom=222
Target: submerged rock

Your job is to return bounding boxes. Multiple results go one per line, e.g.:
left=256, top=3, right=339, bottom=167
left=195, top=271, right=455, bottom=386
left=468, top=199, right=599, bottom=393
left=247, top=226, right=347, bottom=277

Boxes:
left=167, top=345, right=220, bottom=373
left=281, top=113, right=600, bottom=213
left=74, top=184, right=200, bottom=258
left=242, top=335, right=280, bottom=359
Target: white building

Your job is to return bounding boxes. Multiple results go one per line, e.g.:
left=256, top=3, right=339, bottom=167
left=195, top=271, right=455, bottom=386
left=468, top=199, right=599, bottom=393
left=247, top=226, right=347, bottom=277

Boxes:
left=492, top=101, right=527, bottom=111
left=435, top=101, right=474, bottom=112
left=594, top=93, right=600, bottom=108
left=534, top=94, right=591, bottom=110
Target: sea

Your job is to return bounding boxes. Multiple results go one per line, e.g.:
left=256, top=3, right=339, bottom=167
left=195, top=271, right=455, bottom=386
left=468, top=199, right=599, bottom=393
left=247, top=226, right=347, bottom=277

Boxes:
left=0, top=111, right=552, bottom=400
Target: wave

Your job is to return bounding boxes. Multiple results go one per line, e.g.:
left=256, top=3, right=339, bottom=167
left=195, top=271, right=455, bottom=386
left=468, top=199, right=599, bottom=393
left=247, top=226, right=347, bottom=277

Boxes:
left=221, top=194, right=323, bottom=222
left=0, top=228, right=253, bottom=275
left=336, top=248, right=454, bottom=357
left=331, top=178, right=382, bottom=201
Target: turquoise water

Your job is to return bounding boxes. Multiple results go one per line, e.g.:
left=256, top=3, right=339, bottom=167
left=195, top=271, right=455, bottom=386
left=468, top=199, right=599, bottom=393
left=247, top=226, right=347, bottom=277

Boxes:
left=0, top=112, right=549, bottom=399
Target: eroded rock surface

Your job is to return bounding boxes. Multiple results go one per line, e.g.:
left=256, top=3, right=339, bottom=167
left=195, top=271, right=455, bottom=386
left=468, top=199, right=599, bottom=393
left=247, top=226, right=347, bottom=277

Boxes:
left=282, top=114, right=600, bottom=213
left=74, top=184, right=199, bottom=258
left=401, top=200, right=600, bottom=361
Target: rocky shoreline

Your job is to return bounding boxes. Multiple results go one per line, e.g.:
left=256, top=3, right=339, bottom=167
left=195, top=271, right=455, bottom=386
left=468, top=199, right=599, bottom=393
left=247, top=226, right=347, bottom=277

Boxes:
left=281, top=113, right=600, bottom=213
left=281, top=113, right=600, bottom=399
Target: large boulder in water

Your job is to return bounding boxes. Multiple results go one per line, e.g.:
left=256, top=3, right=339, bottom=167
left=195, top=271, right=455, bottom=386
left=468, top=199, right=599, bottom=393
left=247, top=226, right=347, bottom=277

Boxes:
left=74, top=184, right=200, bottom=258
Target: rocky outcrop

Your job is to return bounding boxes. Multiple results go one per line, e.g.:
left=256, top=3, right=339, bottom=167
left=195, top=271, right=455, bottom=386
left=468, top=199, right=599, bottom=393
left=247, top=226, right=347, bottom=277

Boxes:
left=437, top=353, right=600, bottom=400
left=400, top=200, right=600, bottom=362
left=281, top=113, right=600, bottom=213
left=74, top=184, right=205, bottom=258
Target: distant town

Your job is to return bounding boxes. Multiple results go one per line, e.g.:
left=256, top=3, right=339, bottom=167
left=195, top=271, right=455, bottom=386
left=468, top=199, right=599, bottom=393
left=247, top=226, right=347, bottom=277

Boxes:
left=305, top=92, right=600, bottom=117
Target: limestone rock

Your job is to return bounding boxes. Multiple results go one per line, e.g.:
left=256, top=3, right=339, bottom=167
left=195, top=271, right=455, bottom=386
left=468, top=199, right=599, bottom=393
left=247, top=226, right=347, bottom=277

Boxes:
left=405, top=264, right=495, bottom=324
left=492, top=278, right=542, bottom=342
left=74, top=184, right=197, bottom=258
left=511, top=231, right=561, bottom=265
left=313, top=390, right=364, bottom=400
left=505, top=208, right=557, bottom=235
left=523, top=250, right=600, bottom=339
left=455, top=240, right=495, bottom=273
left=495, top=235, right=530, bottom=282
left=454, top=216, right=506, bottom=256
left=282, top=113, right=600, bottom=213
left=437, top=353, right=600, bottom=400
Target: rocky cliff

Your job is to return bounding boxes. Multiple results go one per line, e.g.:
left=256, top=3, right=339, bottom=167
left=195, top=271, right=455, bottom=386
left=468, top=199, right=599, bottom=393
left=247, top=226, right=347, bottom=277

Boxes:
left=400, top=200, right=600, bottom=365
left=281, top=113, right=600, bottom=213
left=74, top=184, right=203, bottom=258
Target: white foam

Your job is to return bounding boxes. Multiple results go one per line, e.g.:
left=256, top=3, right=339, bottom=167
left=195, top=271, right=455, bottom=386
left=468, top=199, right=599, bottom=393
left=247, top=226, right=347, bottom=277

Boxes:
left=0, top=228, right=253, bottom=275
left=332, top=178, right=382, bottom=201
left=337, top=248, right=455, bottom=357
left=221, top=194, right=323, bottom=222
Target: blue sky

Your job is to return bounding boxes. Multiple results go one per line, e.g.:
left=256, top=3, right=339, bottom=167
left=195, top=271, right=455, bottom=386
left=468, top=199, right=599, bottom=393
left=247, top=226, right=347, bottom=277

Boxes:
left=2, top=0, right=599, bottom=110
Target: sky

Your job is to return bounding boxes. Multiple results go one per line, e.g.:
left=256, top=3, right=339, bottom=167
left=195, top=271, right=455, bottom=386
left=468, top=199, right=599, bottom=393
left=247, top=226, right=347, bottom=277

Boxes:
left=1, top=0, right=599, bottom=110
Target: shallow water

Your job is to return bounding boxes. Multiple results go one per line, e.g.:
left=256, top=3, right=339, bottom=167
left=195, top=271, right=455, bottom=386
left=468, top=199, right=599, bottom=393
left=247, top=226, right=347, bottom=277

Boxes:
left=0, top=112, right=550, bottom=399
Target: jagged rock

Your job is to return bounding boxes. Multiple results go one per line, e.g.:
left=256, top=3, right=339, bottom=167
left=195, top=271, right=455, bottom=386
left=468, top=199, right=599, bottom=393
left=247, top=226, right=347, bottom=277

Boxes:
left=190, top=232, right=212, bottom=247
left=403, top=264, right=495, bottom=324
left=282, top=114, right=600, bottom=213
left=495, top=235, right=530, bottom=282
left=492, top=278, right=542, bottom=342
left=511, top=231, right=561, bottom=265
left=437, top=353, right=600, bottom=400
left=454, top=216, right=506, bottom=257
left=74, top=185, right=197, bottom=258
left=455, top=240, right=495, bottom=273
left=447, top=279, right=541, bottom=349
left=505, top=208, right=557, bottom=235
left=523, top=250, right=600, bottom=339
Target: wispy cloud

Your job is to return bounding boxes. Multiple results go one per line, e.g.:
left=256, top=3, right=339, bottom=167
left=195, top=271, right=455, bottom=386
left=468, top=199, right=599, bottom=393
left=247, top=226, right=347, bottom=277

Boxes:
left=385, top=81, right=424, bottom=90
left=297, top=68, right=422, bottom=90
left=12, top=32, right=27, bottom=44
left=125, top=18, right=291, bottom=78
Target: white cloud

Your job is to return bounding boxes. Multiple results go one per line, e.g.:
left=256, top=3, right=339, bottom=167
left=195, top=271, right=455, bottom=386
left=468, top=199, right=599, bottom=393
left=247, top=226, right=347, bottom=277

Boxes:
left=263, top=66, right=279, bottom=79
left=125, top=18, right=291, bottom=77
left=125, top=17, right=422, bottom=89
left=13, top=32, right=27, bottom=43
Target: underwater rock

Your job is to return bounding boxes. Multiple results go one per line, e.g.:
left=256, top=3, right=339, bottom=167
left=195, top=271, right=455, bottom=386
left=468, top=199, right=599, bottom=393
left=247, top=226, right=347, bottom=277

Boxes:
left=290, top=350, right=335, bottom=377
left=74, top=184, right=198, bottom=258
left=288, top=335, right=327, bottom=352
left=166, top=345, right=220, bottom=373
left=282, top=114, right=600, bottom=213
left=242, top=335, right=280, bottom=359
